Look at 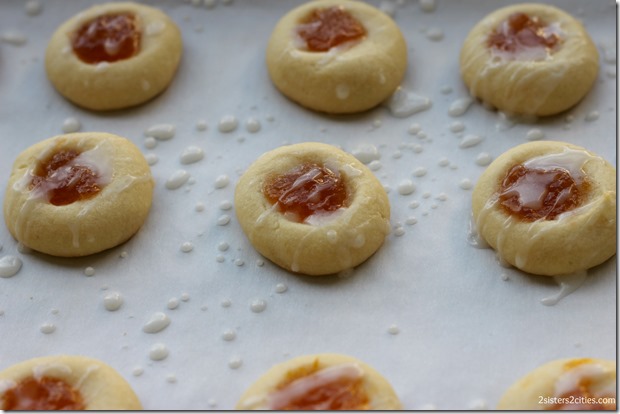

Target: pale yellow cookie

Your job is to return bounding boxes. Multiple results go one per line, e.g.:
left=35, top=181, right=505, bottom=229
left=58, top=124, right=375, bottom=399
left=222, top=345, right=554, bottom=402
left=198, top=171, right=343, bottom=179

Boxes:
left=236, top=353, right=402, bottom=410
left=460, top=3, right=599, bottom=116
left=497, top=358, right=616, bottom=410
left=3, top=132, right=154, bottom=257
left=234, top=142, right=390, bottom=276
left=471, top=141, right=616, bottom=276
left=45, top=2, right=182, bottom=111
left=266, top=0, right=407, bottom=114
left=0, top=355, right=142, bottom=410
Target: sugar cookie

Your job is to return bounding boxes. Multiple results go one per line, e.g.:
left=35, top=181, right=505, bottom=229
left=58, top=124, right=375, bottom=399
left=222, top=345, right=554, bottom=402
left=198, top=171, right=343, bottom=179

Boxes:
left=471, top=141, right=616, bottom=276
left=0, top=355, right=142, bottom=410
left=497, top=358, right=616, bottom=410
left=234, top=142, right=390, bottom=276
left=3, top=132, right=154, bottom=257
left=45, top=2, right=182, bottom=111
left=236, top=353, right=402, bottom=410
left=266, top=0, right=407, bottom=114
left=460, top=3, right=599, bottom=116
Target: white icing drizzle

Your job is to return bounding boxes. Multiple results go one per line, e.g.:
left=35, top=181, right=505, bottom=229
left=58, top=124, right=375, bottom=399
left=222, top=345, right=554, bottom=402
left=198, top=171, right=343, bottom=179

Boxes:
left=540, top=271, right=588, bottom=306
left=266, top=363, right=364, bottom=410
left=554, top=362, right=616, bottom=399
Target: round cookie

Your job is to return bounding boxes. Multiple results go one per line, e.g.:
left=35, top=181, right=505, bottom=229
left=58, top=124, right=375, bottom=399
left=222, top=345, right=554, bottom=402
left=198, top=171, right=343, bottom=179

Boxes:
left=45, top=2, right=182, bottom=111
left=234, top=142, right=390, bottom=276
left=497, top=358, right=616, bottom=410
left=460, top=3, right=599, bottom=116
left=3, top=132, right=154, bottom=257
left=266, top=0, right=407, bottom=114
left=0, top=355, right=142, bottom=410
left=471, top=141, right=616, bottom=276
left=236, top=353, right=402, bottom=410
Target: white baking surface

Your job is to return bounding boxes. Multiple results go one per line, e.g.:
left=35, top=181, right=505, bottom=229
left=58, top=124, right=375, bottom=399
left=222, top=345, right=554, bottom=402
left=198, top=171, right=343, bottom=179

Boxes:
left=0, top=0, right=616, bottom=410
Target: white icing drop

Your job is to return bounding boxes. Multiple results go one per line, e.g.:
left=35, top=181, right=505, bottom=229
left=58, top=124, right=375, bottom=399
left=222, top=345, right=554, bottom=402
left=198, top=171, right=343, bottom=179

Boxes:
left=526, top=129, right=545, bottom=141
left=165, top=170, right=190, bottom=190
left=0, top=31, right=27, bottom=46
left=25, top=0, right=42, bottom=16
left=143, top=312, right=171, bottom=333
left=149, top=343, right=169, bottom=361
left=40, top=323, right=56, bottom=334
left=397, top=180, right=416, bottom=195
left=84, top=266, right=95, bottom=277
left=245, top=117, right=261, bottom=133
left=387, top=324, right=400, bottom=335
left=0, top=256, right=22, bottom=278
left=180, top=242, right=194, bottom=253
left=449, top=121, right=465, bottom=133
left=103, top=292, right=123, bottom=311
left=228, top=356, right=243, bottom=369
left=459, top=134, right=484, bottom=148
left=62, top=117, right=81, bottom=133
left=351, top=144, right=380, bottom=164
left=448, top=98, right=474, bottom=117
left=145, top=124, right=175, bottom=140
left=425, top=28, right=444, bottom=41
left=218, top=115, right=238, bottom=133
left=250, top=299, right=267, bottom=313
left=222, top=329, right=236, bottom=341
left=180, top=146, right=205, bottom=164
left=419, top=0, right=436, bottom=12
left=475, top=152, right=493, bottom=166
left=275, top=283, right=288, bottom=293
left=217, top=215, right=231, bottom=226
left=385, top=87, right=432, bottom=117
left=214, top=175, right=230, bottom=189
left=167, top=297, right=180, bottom=310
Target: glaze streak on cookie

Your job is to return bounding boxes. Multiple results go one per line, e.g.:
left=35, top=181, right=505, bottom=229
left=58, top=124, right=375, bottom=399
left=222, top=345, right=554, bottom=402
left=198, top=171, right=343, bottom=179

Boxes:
left=269, top=364, right=369, bottom=410
left=263, top=162, right=349, bottom=222
left=1, top=376, right=85, bottom=410
left=72, top=13, right=140, bottom=64
left=30, top=150, right=102, bottom=206
left=297, top=6, right=366, bottom=52
left=498, top=165, right=588, bottom=221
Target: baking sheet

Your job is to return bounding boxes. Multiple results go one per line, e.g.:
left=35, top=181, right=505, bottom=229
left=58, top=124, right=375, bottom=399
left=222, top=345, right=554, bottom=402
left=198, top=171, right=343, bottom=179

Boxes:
left=0, top=0, right=616, bottom=410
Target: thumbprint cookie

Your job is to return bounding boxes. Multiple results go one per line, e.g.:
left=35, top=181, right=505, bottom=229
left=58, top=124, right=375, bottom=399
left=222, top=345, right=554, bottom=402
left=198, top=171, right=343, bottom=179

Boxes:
left=234, top=142, right=390, bottom=276
left=460, top=3, right=599, bottom=116
left=0, top=355, right=142, bottom=410
left=266, top=0, right=407, bottom=114
left=497, top=358, right=616, bottom=410
left=45, top=2, right=182, bottom=111
left=236, top=353, right=402, bottom=410
left=3, top=132, right=154, bottom=257
left=471, top=141, right=616, bottom=276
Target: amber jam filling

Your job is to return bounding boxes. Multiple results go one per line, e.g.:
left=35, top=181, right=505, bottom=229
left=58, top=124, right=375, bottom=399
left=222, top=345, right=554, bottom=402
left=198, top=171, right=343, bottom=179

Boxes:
left=1, top=376, right=85, bottom=410
left=297, top=6, right=366, bottom=52
left=488, top=12, right=560, bottom=54
left=72, top=13, right=140, bottom=64
left=263, top=162, right=349, bottom=223
left=29, top=149, right=103, bottom=206
left=271, top=363, right=370, bottom=410
left=498, top=164, right=588, bottom=221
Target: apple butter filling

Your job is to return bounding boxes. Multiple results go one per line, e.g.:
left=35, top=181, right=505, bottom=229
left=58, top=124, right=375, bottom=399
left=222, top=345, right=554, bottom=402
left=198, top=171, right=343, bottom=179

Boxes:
left=297, top=6, right=366, bottom=52
left=263, top=162, right=349, bottom=223
left=72, top=13, right=140, bottom=64
left=1, top=376, right=85, bottom=410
